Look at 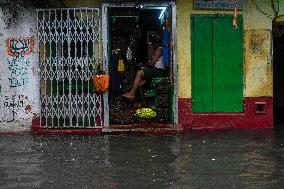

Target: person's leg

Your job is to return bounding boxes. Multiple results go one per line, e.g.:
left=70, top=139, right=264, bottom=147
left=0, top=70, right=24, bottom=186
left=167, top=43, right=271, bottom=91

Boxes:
left=124, top=69, right=144, bottom=99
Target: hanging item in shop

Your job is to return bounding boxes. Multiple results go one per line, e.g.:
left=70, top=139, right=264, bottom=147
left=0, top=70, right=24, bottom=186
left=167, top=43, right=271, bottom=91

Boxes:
left=126, top=46, right=133, bottom=62
left=118, top=59, right=125, bottom=72
left=233, top=5, right=238, bottom=29
left=92, top=70, right=110, bottom=93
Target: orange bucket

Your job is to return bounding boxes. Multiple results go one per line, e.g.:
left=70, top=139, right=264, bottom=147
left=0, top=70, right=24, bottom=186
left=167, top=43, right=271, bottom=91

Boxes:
left=92, top=74, right=110, bottom=93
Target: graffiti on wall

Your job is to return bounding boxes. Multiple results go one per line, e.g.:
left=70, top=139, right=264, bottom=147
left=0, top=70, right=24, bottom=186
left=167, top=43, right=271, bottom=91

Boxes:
left=1, top=94, right=32, bottom=123
left=5, top=37, right=35, bottom=88
left=0, top=37, right=35, bottom=124
left=6, top=37, right=35, bottom=57
left=8, top=57, right=31, bottom=87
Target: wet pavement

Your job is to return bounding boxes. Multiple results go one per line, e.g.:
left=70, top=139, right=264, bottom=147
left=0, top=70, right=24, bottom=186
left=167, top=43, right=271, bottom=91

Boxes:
left=0, top=129, right=284, bottom=189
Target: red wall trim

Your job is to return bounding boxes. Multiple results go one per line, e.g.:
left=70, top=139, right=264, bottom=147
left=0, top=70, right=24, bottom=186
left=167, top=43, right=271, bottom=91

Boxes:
left=32, top=117, right=101, bottom=135
left=178, top=97, right=273, bottom=129
left=31, top=97, right=272, bottom=134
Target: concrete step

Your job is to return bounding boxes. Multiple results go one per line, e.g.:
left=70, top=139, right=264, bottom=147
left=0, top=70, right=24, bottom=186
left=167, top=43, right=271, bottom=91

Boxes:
left=102, top=124, right=183, bottom=134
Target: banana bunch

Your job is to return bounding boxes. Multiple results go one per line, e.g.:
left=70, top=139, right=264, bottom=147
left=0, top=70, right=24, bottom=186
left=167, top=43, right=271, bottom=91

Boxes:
left=135, top=108, right=156, bottom=119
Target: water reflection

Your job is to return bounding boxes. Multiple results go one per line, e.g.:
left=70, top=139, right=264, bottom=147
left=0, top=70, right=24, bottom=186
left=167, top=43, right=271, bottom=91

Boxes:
left=0, top=135, right=44, bottom=188
left=0, top=129, right=283, bottom=188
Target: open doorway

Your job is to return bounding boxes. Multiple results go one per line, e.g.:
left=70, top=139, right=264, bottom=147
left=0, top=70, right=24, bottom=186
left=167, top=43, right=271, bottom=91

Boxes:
left=102, top=3, right=177, bottom=127
left=273, top=21, right=284, bottom=126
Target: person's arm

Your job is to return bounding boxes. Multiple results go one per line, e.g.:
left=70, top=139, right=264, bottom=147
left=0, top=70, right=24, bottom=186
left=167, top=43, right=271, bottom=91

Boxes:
left=145, top=47, right=162, bottom=66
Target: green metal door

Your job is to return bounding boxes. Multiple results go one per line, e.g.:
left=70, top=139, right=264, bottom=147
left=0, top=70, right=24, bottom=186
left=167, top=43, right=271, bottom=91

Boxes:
left=192, top=15, right=243, bottom=113
left=192, top=16, right=213, bottom=112
left=213, top=16, right=243, bottom=112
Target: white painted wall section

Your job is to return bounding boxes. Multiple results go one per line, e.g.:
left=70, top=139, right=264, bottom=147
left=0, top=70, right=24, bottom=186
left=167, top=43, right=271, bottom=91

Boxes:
left=0, top=8, right=39, bottom=132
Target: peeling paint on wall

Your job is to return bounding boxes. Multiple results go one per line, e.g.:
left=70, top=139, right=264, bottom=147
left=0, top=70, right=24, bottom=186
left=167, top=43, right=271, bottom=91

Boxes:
left=244, top=29, right=272, bottom=97
left=249, top=31, right=269, bottom=55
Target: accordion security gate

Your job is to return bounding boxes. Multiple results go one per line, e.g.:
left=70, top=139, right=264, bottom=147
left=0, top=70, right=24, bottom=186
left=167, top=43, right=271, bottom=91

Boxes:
left=37, top=8, right=102, bottom=128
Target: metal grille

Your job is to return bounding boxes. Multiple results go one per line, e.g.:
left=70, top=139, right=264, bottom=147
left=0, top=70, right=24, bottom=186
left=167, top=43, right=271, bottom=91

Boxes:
left=37, top=8, right=102, bottom=128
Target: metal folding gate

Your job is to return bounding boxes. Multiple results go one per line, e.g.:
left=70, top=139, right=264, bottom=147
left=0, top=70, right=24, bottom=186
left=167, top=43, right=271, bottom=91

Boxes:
left=37, top=8, right=102, bottom=128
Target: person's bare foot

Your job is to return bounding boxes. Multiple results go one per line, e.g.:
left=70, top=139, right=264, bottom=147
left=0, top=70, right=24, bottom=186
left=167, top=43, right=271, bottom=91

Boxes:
left=123, top=92, right=135, bottom=100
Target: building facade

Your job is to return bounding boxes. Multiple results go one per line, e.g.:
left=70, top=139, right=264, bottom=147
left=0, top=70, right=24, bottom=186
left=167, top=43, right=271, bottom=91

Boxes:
left=0, top=0, right=283, bottom=133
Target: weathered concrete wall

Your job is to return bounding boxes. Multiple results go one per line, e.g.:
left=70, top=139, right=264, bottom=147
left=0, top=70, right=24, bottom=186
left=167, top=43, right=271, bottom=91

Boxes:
left=243, top=28, right=272, bottom=97
left=243, top=0, right=273, bottom=97
left=0, top=8, right=39, bottom=132
left=243, top=0, right=284, bottom=97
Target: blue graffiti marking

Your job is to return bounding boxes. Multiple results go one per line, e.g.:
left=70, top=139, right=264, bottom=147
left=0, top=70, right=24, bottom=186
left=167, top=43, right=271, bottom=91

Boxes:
left=8, top=57, right=30, bottom=87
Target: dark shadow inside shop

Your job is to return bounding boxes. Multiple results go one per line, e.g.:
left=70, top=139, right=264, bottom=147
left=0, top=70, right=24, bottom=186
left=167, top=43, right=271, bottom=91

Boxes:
left=273, top=21, right=284, bottom=127
left=108, top=6, right=173, bottom=125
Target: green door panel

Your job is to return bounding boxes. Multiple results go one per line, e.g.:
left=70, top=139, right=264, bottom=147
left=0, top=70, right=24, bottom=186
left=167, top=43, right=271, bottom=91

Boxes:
left=191, top=15, right=243, bottom=113
left=212, top=16, right=243, bottom=112
left=192, top=16, right=213, bottom=112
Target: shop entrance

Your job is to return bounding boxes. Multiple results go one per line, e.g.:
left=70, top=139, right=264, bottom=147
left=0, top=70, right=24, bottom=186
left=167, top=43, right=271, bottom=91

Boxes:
left=102, top=2, right=178, bottom=130
left=273, top=21, right=284, bottom=126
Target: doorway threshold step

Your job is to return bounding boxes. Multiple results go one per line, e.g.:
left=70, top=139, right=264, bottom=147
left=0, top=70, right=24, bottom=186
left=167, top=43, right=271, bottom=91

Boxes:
left=102, top=124, right=183, bottom=134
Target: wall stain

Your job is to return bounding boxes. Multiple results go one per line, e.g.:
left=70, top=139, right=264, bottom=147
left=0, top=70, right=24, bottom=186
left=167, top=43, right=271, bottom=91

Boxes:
left=244, top=29, right=272, bottom=97
left=248, top=30, right=270, bottom=59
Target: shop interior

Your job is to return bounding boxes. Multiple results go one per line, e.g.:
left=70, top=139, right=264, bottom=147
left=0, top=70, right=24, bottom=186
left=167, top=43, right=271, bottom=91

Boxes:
left=273, top=22, right=284, bottom=126
left=108, top=6, right=173, bottom=125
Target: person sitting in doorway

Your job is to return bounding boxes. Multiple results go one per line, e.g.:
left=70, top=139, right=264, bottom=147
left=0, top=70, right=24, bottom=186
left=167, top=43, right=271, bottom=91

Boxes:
left=123, top=34, right=166, bottom=99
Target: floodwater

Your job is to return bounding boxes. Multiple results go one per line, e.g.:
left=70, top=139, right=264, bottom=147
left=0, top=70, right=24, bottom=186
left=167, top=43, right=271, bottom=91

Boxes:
left=0, top=129, right=284, bottom=189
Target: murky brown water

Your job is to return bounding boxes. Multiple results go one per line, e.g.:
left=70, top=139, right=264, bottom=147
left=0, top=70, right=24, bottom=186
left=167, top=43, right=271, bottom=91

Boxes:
left=0, top=129, right=284, bottom=189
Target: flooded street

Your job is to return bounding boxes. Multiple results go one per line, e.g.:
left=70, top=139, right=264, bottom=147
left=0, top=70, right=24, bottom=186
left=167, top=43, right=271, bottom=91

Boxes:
left=0, top=129, right=284, bottom=189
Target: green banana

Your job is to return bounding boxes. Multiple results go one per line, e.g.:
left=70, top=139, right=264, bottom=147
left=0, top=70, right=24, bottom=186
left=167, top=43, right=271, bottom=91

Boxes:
left=134, top=108, right=156, bottom=118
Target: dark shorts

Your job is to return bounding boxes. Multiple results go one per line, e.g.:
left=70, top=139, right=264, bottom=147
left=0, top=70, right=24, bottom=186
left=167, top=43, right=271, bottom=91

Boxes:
left=143, top=66, right=166, bottom=81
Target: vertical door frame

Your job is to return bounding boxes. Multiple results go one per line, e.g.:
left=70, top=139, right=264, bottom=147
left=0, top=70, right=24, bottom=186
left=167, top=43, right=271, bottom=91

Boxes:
left=102, top=1, right=178, bottom=127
